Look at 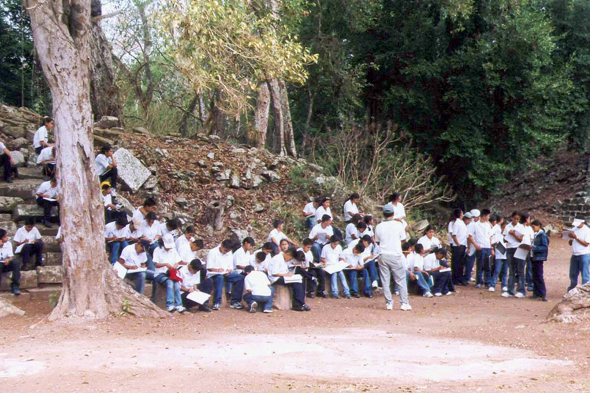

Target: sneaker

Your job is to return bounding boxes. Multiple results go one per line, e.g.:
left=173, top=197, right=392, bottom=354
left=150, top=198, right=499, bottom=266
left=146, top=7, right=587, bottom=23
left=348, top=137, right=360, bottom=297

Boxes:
left=351, top=292, right=360, bottom=298
left=249, top=301, right=258, bottom=313
left=317, top=292, right=327, bottom=298
left=302, top=304, right=311, bottom=311
left=199, top=304, right=212, bottom=313
left=488, top=287, right=495, bottom=292
left=386, top=302, right=393, bottom=310
left=306, top=292, right=315, bottom=298
left=263, top=309, right=273, bottom=313
left=470, top=277, right=476, bottom=282
left=175, top=306, right=186, bottom=313
left=332, top=294, right=340, bottom=299
left=515, top=293, right=525, bottom=298
left=10, top=285, right=20, bottom=296
left=372, top=280, right=379, bottom=289
left=166, top=306, right=176, bottom=312
left=423, top=292, right=433, bottom=298
left=212, top=303, right=221, bottom=311
left=445, top=291, right=453, bottom=296
left=434, top=293, right=442, bottom=297
left=400, top=303, right=412, bottom=311
left=293, top=305, right=306, bottom=311
left=502, top=292, right=512, bottom=298
left=365, top=293, right=374, bottom=298
left=475, top=284, right=482, bottom=289
left=502, top=286, right=508, bottom=292
left=230, top=302, right=244, bottom=309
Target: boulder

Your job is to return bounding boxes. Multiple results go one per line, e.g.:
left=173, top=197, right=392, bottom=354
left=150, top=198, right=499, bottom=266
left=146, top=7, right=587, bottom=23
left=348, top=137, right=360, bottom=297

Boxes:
left=547, top=282, right=590, bottom=323
left=112, top=148, right=152, bottom=193
left=0, top=298, right=25, bottom=318
left=27, top=152, right=38, bottom=167
left=142, top=176, right=158, bottom=190
left=254, top=204, right=264, bottom=213
left=175, top=197, right=188, bottom=208
left=37, top=265, right=64, bottom=284
left=115, top=194, right=135, bottom=216
left=413, top=219, right=429, bottom=233
left=252, top=175, right=263, bottom=188
left=0, top=196, right=24, bottom=213
left=230, top=174, right=240, bottom=188
left=261, top=170, right=281, bottom=182
left=229, top=228, right=250, bottom=245
left=3, top=125, right=24, bottom=139
left=132, top=126, right=149, bottom=135
left=9, top=151, right=26, bottom=167
left=272, top=284, right=292, bottom=310
left=0, top=270, right=37, bottom=290
left=7, top=137, right=28, bottom=150
left=94, top=116, right=119, bottom=129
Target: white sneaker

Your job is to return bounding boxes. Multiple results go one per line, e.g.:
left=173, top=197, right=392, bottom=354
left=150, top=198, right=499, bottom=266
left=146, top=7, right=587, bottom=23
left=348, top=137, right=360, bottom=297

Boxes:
left=372, top=280, right=378, bottom=289
left=386, top=302, right=393, bottom=310
left=400, top=303, right=412, bottom=311
left=394, top=291, right=400, bottom=296
left=475, top=284, right=482, bottom=289
left=445, top=291, right=453, bottom=296
left=434, top=293, right=442, bottom=297
left=502, top=292, right=512, bottom=298
left=166, top=306, right=176, bottom=312
left=470, top=278, right=475, bottom=282
left=488, top=287, right=495, bottom=292
left=502, top=286, right=508, bottom=292
left=249, top=301, right=258, bottom=313
left=515, top=293, right=525, bottom=298
left=175, top=306, right=186, bottom=313
left=423, top=292, right=433, bottom=298
left=263, top=309, right=273, bottom=313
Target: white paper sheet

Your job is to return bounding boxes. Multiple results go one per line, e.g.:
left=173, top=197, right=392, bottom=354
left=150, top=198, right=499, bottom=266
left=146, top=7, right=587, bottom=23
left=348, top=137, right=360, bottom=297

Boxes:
left=514, top=246, right=529, bottom=260
left=323, top=261, right=348, bottom=275
left=186, top=291, right=210, bottom=305
left=113, top=262, right=127, bottom=279
left=562, top=229, right=573, bottom=240
left=439, top=268, right=451, bottom=273
left=283, top=274, right=303, bottom=284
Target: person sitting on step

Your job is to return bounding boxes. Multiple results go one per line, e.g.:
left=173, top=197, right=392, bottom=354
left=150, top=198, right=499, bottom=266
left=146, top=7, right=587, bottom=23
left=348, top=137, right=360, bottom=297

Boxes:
left=249, top=242, right=273, bottom=272
left=179, top=259, right=213, bottom=312
left=177, top=237, right=204, bottom=268
left=207, top=239, right=245, bottom=311
left=295, top=238, right=320, bottom=298
left=37, top=145, right=56, bottom=178
left=342, top=242, right=371, bottom=298
left=105, top=217, right=129, bottom=265
left=35, top=177, right=59, bottom=228
left=268, top=247, right=311, bottom=311
left=33, top=117, right=54, bottom=155
left=118, top=242, right=149, bottom=295
left=153, top=234, right=185, bottom=313
left=13, top=218, right=44, bottom=269
left=268, top=219, right=299, bottom=255
left=125, top=218, right=142, bottom=245
left=95, top=144, right=118, bottom=189
left=101, top=182, right=125, bottom=223
left=0, top=228, right=21, bottom=296
left=243, top=265, right=274, bottom=313
left=161, top=218, right=180, bottom=239
left=175, top=225, right=196, bottom=250
left=0, top=138, right=17, bottom=183
left=133, top=197, right=157, bottom=226
left=405, top=243, right=433, bottom=298
left=321, top=235, right=350, bottom=299
left=423, top=248, right=453, bottom=297
left=233, top=237, right=255, bottom=274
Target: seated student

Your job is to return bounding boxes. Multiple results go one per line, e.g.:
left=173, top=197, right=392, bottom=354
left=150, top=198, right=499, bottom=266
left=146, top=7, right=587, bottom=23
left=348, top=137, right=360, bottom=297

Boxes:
left=423, top=248, right=452, bottom=296
left=118, top=242, right=149, bottom=295
left=321, top=235, right=350, bottom=299
left=309, top=214, right=334, bottom=262
left=140, top=212, right=162, bottom=267
left=179, top=259, right=213, bottom=312
left=13, top=218, right=43, bottom=268
left=0, top=138, right=17, bottom=183
left=345, top=214, right=362, bottom=245
left=95, top=144, right=118, bottom=189
left=37, top=145, right=56, bottom=178
left=176, top=226, right=196, bottom=250
left=343, top=193, right=364, bottom=223
left=437, top=251, right=456, bottom=294
left=160, top=218, right=180, bottom=239
left=153, top=234, right=185, bottom=313
left=233, top=237, right=255, bottom=274
left=249, top=242, right=273, bottom=272
left=125, top=218, right=142, bottom=245
left=243, top=265, right=275, bottom=313
left=105, top=217, right=130, bottom=265
left=302, top=197, right=321, bottom=229
left=268, top=247, right=311, bottom=311
left=278, top=239, right=291, bottom=254
left=0, top=229, right=21, bottom=295
left=133, top=198, right=157, bottom=226
left=352, top=234, right=380, bottom=292
left=314, top=197, right=333, bottom=224
left=33, top=117, right=54, bottom=155
left=268, top=219, right=299, bottom=255
left=363, top=215, right=375, bottom=238
left=36, top=177, right=59, bottom=228
left=207, top=239, right=245, bottom=310
left=342, top=242, right=371, bottom=298
left=406, top=243, right=433, bottom=297
left=177, top=238, right=203, bottom=266
left=417, top=226, right=441, bottom=254
left=101, top=183, right=125, bottom=223
left=296, top=238, right=321, bottom=298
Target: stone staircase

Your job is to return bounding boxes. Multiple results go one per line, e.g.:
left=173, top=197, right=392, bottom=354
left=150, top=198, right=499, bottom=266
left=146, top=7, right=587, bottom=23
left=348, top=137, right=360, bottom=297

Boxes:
left=0, top=167, right=63, bottom=294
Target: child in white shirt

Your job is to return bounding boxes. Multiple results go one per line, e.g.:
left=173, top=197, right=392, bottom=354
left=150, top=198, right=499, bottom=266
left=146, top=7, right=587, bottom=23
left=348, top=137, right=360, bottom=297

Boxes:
left=321, top=236, right=350, bottom=299
left=243, top=265, right=274, bottom=313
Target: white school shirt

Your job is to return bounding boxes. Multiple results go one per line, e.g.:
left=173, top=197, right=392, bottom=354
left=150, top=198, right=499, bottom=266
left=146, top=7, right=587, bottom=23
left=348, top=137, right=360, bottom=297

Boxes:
left=345, top=223, right=358, bottom=245
left=36, top=146, right=54, bottom=164
left=296, top=247, right=313, bottom=268
left=341, top=248, right=363, bottom=268
left=0, top=241, right=14, bottom=260
left=126, top=224, right=142, bottom=240
left=473, top=221, right=493, bottom=248
left=447, top=221, right=455, bottom=245
left=178, top=241, right=196, bottom=263
left=374, top=219, right=406, bottom=257
left=321, top=243, right=342, bottom=266
left=303, top=202, right=316, bottom=217
left=249, top=249, right=271, bottom=269
left=268, top=228, right=287, bottom=244
left=0, top=141, right=5, bottom=151
left=268, top=253, right=289, bottom=284
left=33, top=126, right=49, bottom=149
left=175, top=234, right=193, bottom=250
left=36, top=181, right=58, bottom=199
left=232, top=247, right=251, bottom=273
left=13, top=226, right=42, bottom=254
left=343, top=200, right=359, bottom=222
left=160, top=226, right=180, bottom=239
left=452, top=219, right=468, bottom=247
left=95, top=154, right=113, bottom=176
left=494, top=226, right=507, bottom=260
left=132, top=208, right=146, bottom=225
left=309, top=223, right=334, bottom=245
left=572, top=225, right=590, bottom=256
left=140, top=221, right=162, bottom=243
left=55, top=226, right=61, bottom=241
left=503, top=222, right=525, bottom=249
left=103, top=193, right=113, bottom=207
left=245, top=271, right=272, bottom=296
left=365, top=225, right=374, bottom=238
left=417, top=235, right=441, bottom=251
left=178, top=265, right=201, bottom=290
left=423, top=253, right=441, bottom=271
left=391, top=202, right=406, bottom=220
left=315, top=206, right=332, bottom=223
left=153, top=247, right=181, bottom=275
left=347, top=239, right=373, bottom=260
left=524, top=226, right=535, bottom=245
left=408, top=252, right=424, bottom=271
left=119, top=244, right=147, bottom=268
left=206, top=245, right=233, bottom=277
left=104, top=221, right=129, bottom=240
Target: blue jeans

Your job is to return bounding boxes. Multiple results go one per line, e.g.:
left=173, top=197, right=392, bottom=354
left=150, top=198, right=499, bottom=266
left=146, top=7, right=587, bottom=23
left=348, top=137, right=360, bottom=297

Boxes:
left=244, top=287, right=275, bottom=311
left=407, top=270, right=431, bottom=294
left=526, top=255, right=534, bottom=290
left=365, top=260, right=379, bottom=283
left=211, top=272, right=245, bottom=304
left=108, top=241, right=128, bottom=265
left=508, top=255, right=526, bottom=296
left=305, top=217, right=315, bottom=229
left=330, top=271, right=350, bottom=297
left=347, top=269, right=371, bottom=295
left=154, top=273, right=181, bottom=307
left=311, top=243, right=324, bottom=262
left=490, top=258, right=508, bottom=288
left=475, top=248, right=492, bottom=286
left=464, top=252, right=476, bottom=283
left=126, top=270, right=146, bottom=294
left=568, top=254, right=590, bottom=292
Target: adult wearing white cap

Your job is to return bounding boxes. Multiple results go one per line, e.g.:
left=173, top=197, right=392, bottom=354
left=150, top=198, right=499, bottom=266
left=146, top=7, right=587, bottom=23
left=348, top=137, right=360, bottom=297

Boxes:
left=464, top=209, right=480, bottom=284
left=153, top=233, right=185, bottom=313
left=567, top=218, right=590, bottom=292
left=374, top=203, right=411, bottom=311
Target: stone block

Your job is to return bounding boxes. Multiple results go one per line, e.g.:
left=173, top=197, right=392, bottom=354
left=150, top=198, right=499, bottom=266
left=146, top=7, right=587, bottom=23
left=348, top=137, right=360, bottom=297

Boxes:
left=3, top=125, right=24, bottom=139
left=37, top=266, right=63, bottom=284
left=272, top=284, right=292, bottom=311
left=0, top=180, right=39, bottom=200
left=0, top=270, right=37, bottom=290
left=0, top=196, right=24, bottom=213
left=9, top=151, right=26, bottom=167
left=12, top=204, right=58, bottom=221
left=94, top=116, right=119, bottom=129
left=112, top=148, right=151, bottom=193
left=43, top=252, right=62, bottom=266
left=7, top=137, right=28, bottom=150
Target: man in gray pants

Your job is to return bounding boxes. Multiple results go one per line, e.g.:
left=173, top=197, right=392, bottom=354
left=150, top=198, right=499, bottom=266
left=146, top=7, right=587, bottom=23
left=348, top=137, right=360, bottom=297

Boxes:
left=375, top=204, right=411, bottom=311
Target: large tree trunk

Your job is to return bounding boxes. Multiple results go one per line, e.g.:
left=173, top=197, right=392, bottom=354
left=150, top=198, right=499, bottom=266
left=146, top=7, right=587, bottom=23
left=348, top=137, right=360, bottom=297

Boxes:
left=252, top=82, right=270, bottom=148
left=136, top=1, right=154, bottom=114
left=268, top=79, right=286, bottom=156
left=27, top=0, right=166, bottom=320
left=278, top=79, right=297, bottom=157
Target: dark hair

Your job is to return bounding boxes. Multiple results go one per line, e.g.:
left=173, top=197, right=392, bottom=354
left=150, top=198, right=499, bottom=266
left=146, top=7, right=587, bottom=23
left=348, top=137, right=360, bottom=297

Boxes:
left=262, top=242, right=273, bottom=251
left=384, top=212, right=394, bottom=218
left=434, top=247, right=447, bottom=258
left=408, top=238, right=417, bottom=246
left=348, top=192, right=360, bottom=201
left=481, top=209, right=491, bottom=216
left=279, top=238, right=289, bottom=246
left=361, top=234, right=372, bottom=243
left=243, top=237, right=255, bottom=246
left=51, top=147, right=56, bottom=156
left=184, top=225, right=195, bottom=234
left=453, top=208, right=463, bottom=219
left=157, top=238, right=164, bottom=249
left=423, top=225, right=433, bottom=235
left=189, top=259, right=203, bottom=271
left=244, top=265, right=254, bottom=274
left=115, top=217, right=128, bottom=227
left=255, top=251, right=267, bottom=262
left=496, top=214, right=503, bottom=222
left=50, top=176, right=57, bottom=184
left=0, top=229, right=6, bottom=239
left=145, top=212, right=157, bottom=222
left=511, top=211, right=521, bottom=219
left=293, top=249, right=305, bottom=262
left=99, top=144, right=112, bottom=154
left=520, top=212, right=529, bottom=224
left=363, top=215, right=373, bottom=224
left=321, top=214, right=331, bottom=223
left=354, top=243, right=366, bottom=253
left=42, top=117, right=53, bottom=126
left=321, top=197, right=331, bottom=205
left=489, top=215, right=498, bottom=223
left=273, top=219, right=284, bottom=229
left=351, top=214, right=363, bottom=225
left=414, top=243, right=424, bottom=253
left=284, top=247, right=298, bottom=259
left=356, top=221, right=367, bottom=230
left=402, top=242, right=412, bottom=252
left=166, top=218, right=178, bottom=230
left=531, top=219, right=543, bottom=227
left=388, top=193, right=401, bottom=203
left=193, top=239, right=204, bottom=249
left=221, top=239, right=234, bottom=250
left=143, top=198, right=157, bottom=207
left=303, top=238, right=313, bottom=247
left=329, top=235, right=341, bottom=243
left=101, top=183, right=111, bottom=190
left=25, top=218, right=35, bottom=226
left=314, top=196, right=323, bottom=204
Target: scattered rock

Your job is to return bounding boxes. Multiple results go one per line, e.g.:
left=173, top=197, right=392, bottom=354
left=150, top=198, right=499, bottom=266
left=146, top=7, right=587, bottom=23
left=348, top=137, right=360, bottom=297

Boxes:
left=155, top=148, right=168, bottom=157
left=112, top=148, right=152, bottom=193
left=315, top=176, right=326, bottom=185
left=132, top=127, right=149, bottom=135
left=7, top=137, right=28, bottom=150
left=9, top=151, right=25, bottom=167
left=215, top=170, right=231, bottom=182
left=209, top=135, right=221, bottom=142
left=230, top=174, right=240, bottom=188
left=197, top=160, right=207, bottom=168
left=142, top=176, right=158, bottom=190
left=254, top=204, right=264, bottom=213
left=252, top=175, right=263, bottom=188
left=229, top=228, right=250, bottom=244
left=175, top=197, right=188, bottom=208
left=413, top=219, right=430, bottom=233
left=230, top=212, right=238, bottom=219
left=0, top=298, right=25, bottom=318
left=207, top=153, right=215, bottom=160
left=547, top=282, right=590, bottom=323
left=261, top=170, right=281, bottom=182
left=94, top=116, right=119, bottom=129
left=231, top=148, right=246, bottom=154
left=37, top=265, right=64, bottom=284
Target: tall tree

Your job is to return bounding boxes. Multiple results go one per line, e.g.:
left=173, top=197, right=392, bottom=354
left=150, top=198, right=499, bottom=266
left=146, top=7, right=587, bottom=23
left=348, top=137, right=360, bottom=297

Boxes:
left=26, top=0, right=165, bottom=320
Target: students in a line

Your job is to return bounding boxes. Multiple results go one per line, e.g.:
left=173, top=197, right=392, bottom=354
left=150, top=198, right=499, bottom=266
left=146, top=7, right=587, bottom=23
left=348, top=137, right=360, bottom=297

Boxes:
left=13, top=218, right=43, bottom=268
left=375, top=204, right=411, bottom=311
left=387, top=193, right=407, bottom=229
left=450, top=209, right=467, bottom=285
left=125, top=218, right=143, bottom=245
left=490, top=217, right=509, bottom=292
left=153, top=234, right=185, bottom=313
left=35, top=177, right=59, bottom=228
left=406, top=243, right=433, bottom=297
left=424, top=248, right=452, bottom=297
left=207, top=239, right=245, bottom=310
left=233, top=237, right=255, bottom=274
left=179, top=259, right=213, bottom=312
left=37, top=145, right=56, bottom=178
left=345, top=214, right=362, bottom=245
left=321, top=235, right=350, bottom=299
left=567, top=218, right=590, bottom=293
left=464, top=209, right=480, bottom=284
left=302, top=197, right=321, bottom=229
left=95, top=144, right=118, bottom=189
left=530, top=220, right=548, bottom=301
left=101, top=183, right=125, bottom=223
left=133, top=198, right=157, bottom=225
left=309, top=214, right=334, bottom=262
left=176, top=226, right=196, bottom=250
left=105, top=217, right=129, bottom=265
left=243, top=265, right=274, bottom=313
left=118, top=242, right=149, bottom=295
left=268, top=219, right=298, bottom=255
left=0, top=138, right=17, bottom=183
left=343, top=193, right=363, bottom=222
left=0, top=229, right=20, bottom=295
left=268, top=247, right=311, bottom=311
left=503, top=211, right=526, bottom=298
left=473, top=209, right=493, bottom=289
left=33, top=117, right=54, bottom=155
left=342, top=242, right=371, bottom=298
left=417, top=226, right=441, bottom=254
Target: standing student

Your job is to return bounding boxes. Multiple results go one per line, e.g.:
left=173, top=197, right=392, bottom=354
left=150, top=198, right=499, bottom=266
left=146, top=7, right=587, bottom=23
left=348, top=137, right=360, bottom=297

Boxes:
left=407, top=243, right=433, bottom=297
left=302, top=197, right=321, bottom=229
left=345, top=214, right=362, bottom=245
left=13, top=218, right=43, bottom=268
left=133, top=198, right=157, bottom=225
left=33, top=117, right=54, bottom=154
left=179, top=259, right=213, bottom=312
left=118, top=242, right=149, bottom=295
left=451, top=209, right=469, bottom=286
left=95, top=144, right=118, bottom=188
left=473, top=209, right=493, bottom=289
left=375, top=204, right=411, bottom=311
left=464, top=209, right=480, bottom=284
left=36, top=146, right=56, bottom=178
left=0, top=138, right=17, bottom=183
left=502, top=212, right=525, bottom=298
left=153, top=234, right=185, bottom=313
left=268, top=247, right=311, bottom=311
left=321, top=235, right=350, bottom=299
left=243, top=265, right=275, bottom=313
left=521, top=213, right=535, bottom=292
left=268, top=220, right=298, bottom=255
left=490, top=216, right=509, bottom=292
left=387, top=193, right=408, bottom=229
left=342, top=243, right=371, bottom=298
left=207, top=239, right=245, bottom=310
left=105, top=217, right=130, bottom=265
left=530, top=220, right=548, bottom=301
left=417, top=225, right=441, bottom=254
left=343, top=193, right=363, bottom=222
left=0, top=229, right=21, bottom=295
left=233, top=237, right=255, bottom=274
left=567, top=218, right=590, bottom=293
left=36, top=177, right=59, bottom=228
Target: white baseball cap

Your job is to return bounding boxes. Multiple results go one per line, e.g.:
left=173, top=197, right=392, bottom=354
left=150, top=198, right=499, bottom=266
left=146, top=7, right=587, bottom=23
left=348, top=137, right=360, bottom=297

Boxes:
left=470, top=209, right=481, bottom=218
left=572, top=218, right=585, bottom=227
left=163, top=233, right=175, bottom=249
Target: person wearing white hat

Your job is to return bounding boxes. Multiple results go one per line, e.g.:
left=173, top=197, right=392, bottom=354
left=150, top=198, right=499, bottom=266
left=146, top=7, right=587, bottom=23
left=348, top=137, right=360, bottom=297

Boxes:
left=567, top=218, right=590, bottom=292
left=153, top=233, right=185, bottom=313
left=464, top=209, right=480, bottom=284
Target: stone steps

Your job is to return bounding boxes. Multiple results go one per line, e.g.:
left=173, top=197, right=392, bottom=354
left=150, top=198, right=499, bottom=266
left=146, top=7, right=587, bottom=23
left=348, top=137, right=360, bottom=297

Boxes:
left=12, top=204, right=59, bottom=221
left=0, top=266, right=63, bottom=291
left=0, top=179, right=39, bottom=200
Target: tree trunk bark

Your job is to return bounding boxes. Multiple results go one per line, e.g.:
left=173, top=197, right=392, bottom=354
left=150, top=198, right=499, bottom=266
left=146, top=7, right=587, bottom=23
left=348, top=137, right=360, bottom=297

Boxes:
left=179, top=94, right=199, bottom=138
left=27, top=0, right=166, bottom=320
left=268, top=79, right=286, bottom=156
left=253, top=82, right=270, bottom=148
left=278, top=79, right=297, bottom=157
left=137, top=2, right=154, bottom=114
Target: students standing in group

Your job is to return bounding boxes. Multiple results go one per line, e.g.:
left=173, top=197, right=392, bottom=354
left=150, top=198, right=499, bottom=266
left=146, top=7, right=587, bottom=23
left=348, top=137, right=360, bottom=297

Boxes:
left=521, top=213, right=535, bottom=293
left=35, top=177, right=59, bottom=228
left=450, top=209, right=469, bottom=286
left=343, top=193, right=363, bottom=223
left=95, top=144, right=118, bottom=189
left=503, top=212, right=526, bottom=298
left=530, top=220, right=549, bottom=301
left=0, top=138, right=17, bottom=183
left=0, top=229, right=21, bottom=295
left=207, top=239, right=245, bottom=310
left=567, top=218, right=590, bottom=293
left=33, top=117, right=54, bottom=155
left=473, top=209, right=493, bottom=289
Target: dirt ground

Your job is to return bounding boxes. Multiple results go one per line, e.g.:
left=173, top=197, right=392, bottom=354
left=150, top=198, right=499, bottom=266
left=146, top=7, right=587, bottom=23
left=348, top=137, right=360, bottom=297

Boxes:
left=1, top=238, right=589, bottom=393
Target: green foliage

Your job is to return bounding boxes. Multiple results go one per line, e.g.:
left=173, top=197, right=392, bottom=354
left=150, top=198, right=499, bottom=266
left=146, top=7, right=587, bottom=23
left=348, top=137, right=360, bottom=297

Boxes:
left=120, top=300, right=132, bottom=315
left=48, top=291, right=59, bottom=308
